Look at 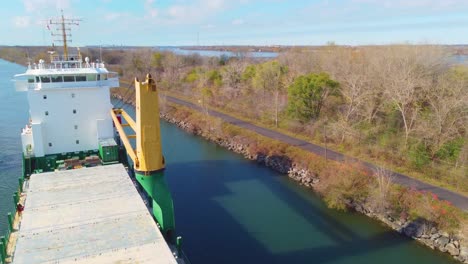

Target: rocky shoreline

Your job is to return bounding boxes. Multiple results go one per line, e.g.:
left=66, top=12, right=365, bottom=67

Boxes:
left=114, top=94, right=467, bottom=263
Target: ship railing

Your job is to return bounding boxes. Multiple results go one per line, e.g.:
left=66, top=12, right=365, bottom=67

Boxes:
left=50, top=54, right=82, bottom=63
left=83, top=62, right=107, bottom=69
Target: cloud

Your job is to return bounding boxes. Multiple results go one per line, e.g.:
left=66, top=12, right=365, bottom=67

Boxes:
left=144, top=0, right=158, bottom=18
left=231, top=19, right=244, bottom=25
left=13, top=16, right=31, bottom=28
left=159, top=0, right=229, bottom=23
left=22, top=0, right=70, bottom=13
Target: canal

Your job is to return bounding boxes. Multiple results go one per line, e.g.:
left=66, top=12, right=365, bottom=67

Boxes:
left=0, top=59, right=457, bottom=263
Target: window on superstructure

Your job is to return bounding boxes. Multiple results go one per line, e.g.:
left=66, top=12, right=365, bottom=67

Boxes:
left=35, top=76, right=40, bottom=83
left=73, top=109, right=77, bottom=114
left=43, top=95, right=47, bottom=99
left=28, top=77, right=34, bottom=83
left=45, top=111, right=49, bottom=116
left=48, top=143, right=52, bottom=147
left=87, top=74, right=97, bottom=81
left=75, top=75, right=86, bottom=82
left=71, top=93, right=75, bottom=98
left=51, top=76, right=63, bottom=83
left=76, top=140, right=80, bottom=144
left=100, top=74, right=108, bottom=80
left=64, top=75, right=75, bottom=82
left=74, top=125, right=78, bottom=130
left=40, top=76, right=51, bottom=83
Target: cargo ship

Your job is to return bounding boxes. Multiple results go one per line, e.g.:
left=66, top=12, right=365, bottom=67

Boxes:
left=0, top=12, right=185, bottom=264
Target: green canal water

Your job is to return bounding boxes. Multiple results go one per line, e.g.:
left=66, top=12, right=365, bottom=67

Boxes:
left=0, top=59, right=457, bottom=263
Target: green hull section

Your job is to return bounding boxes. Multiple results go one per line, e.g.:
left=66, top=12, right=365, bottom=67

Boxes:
left=135, top=171, right=176, bottom=239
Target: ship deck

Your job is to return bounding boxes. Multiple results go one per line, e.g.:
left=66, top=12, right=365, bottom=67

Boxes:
left=10, top=164, right=178, bottom=264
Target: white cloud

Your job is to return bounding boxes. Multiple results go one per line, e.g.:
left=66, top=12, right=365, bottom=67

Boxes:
left=144, top=0, right=158, bottom=18
left=13, top=16, right=31, bottom=28
left=231, top=18, right=244, bottom=25
left=162, top=0, right=229, bottom=23
left=22, top=0, right=70, bottom=13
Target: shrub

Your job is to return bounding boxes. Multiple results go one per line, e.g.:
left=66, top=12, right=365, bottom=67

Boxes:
left=390, top=187, right=462, bottom=233
left=435, top=138, right=464, bottom=162
left=409, top=143, right=431, bottom=170
left=367, top=168, right=394, bottom=213
left=316, top=162, right=372, bottom=211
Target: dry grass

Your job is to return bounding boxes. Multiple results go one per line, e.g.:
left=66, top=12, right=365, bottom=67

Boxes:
left=163, top=101, right=465, bottom=234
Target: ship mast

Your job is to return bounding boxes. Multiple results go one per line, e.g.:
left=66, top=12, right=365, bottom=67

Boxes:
left=47, top=10, right=81, bottom=60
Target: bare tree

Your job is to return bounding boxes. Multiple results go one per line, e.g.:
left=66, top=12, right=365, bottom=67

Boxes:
left=320, top=47, right=375, bottom=141
left=418, top=68, right=468, bottom=159
left=381, top=45, right=447, bottom=148
left=368, top=167, right=394, bottom=213
left=162, top=52, right=184, bottom=89
left=221, top=60, right=246, bottom=99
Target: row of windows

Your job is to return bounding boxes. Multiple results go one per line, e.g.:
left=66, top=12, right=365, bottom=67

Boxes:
left=28, top=74, right=109, bottom=83
left=48, top=140, right=80, bottom=147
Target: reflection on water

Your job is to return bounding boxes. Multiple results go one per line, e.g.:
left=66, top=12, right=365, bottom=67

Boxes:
left=156, top=46, right=278, bottom=58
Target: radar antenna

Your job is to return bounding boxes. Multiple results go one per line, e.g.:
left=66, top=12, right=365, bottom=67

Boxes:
left=46, top=10, right=81, bottom=60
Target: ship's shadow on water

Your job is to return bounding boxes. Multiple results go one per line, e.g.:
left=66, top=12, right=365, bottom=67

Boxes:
left=165, top=159, right=422, bottom=264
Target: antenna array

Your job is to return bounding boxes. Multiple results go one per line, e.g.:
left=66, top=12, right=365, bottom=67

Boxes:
left=46, top=10, right=81, bottom=60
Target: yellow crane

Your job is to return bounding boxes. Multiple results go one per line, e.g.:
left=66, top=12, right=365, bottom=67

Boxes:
left=110, top=74, right=175, bottom=237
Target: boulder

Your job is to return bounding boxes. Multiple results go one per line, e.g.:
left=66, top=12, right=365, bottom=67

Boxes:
left=403, top=222, right=425, bottom=238
left=256, top=154, right=266, bottom=164
left=435, top=236, right=450, bottom=248
left=420, top=238, right=435, bottom=249
left=445, top=243, right=460, bottom=256
left=460, top=247, right=468, bottom=261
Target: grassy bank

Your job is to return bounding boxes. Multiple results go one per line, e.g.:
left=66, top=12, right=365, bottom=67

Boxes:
left=3, top=45, right=467, bottom=197
left=157, top=100, right=467, bottom=244
left=157, top=89, right=468, bottom=197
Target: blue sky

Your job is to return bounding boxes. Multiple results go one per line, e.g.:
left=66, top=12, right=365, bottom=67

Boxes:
left=2, top=0, right=468, bottom=46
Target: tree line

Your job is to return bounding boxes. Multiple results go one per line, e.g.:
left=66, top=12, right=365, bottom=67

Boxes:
left=1, top=45, right=466, bottom=192
left=118, top=45, right=466, bottom=192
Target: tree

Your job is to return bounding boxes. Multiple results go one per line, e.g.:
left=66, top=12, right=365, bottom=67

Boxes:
left=151, top=52, right=164, bottom=72
left=222, top=60, right=246, bottom=98
left=317, top=47, right=376, bottom=142
left=368, top=167, right=394, bottom=213
left=287, top=73, right=339, bottom=122
left=381, top=45, right=446, bottom=148
left=125, top=49, right=155, bottom=78
left=252, top=61, right=287, bottom=127
left=161, top=52, right=184, bottom=89
left=417, top=66, right=468, bottom=160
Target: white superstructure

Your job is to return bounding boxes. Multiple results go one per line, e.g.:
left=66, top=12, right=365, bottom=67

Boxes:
left=15, top=54, right=119, bottom=157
